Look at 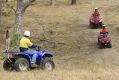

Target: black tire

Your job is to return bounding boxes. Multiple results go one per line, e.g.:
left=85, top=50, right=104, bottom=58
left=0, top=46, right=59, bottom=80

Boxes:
left=41, top=59, right=55, bottom=71
left=90, top=23, right=94, bottom=29
left=98, top=41, right=103, bottom=49
left=93, top=23, right=98, bottom=29
left=108, top=42, right=112, bottom=48
left=3, top=59, right=14, bottom=71
left=98, top=39, right=100, bottom=43
left=95, top=24, right=98, bottom=28
left=14, top=58, right=30, bottom=72
left=99, top=22, right=103, bottom=28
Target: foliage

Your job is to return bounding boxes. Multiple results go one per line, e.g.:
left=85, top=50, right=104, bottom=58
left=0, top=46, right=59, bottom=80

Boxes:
left=0, top=1, right=16, bottom=16
left=10, top=32, right=21, bottom=51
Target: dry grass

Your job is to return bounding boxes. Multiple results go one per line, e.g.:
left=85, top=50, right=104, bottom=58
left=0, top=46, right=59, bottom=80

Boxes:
left=1, top=0, right=119, bottom=80
left=0, top=61, right=119, bottom=80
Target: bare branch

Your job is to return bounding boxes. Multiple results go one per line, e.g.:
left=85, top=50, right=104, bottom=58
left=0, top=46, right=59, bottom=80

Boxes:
left=22, top=0, right=35, bottom=12
left=6, top=4, right=16, bottom=14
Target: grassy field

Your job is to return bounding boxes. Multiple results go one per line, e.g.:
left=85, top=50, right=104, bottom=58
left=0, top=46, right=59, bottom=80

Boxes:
left=1, top=0, right=119, bottom=80
left=1, top=64, right=119, bottom=80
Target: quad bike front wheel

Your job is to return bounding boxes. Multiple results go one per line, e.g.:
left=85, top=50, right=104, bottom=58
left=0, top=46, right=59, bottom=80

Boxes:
left=89, top=23, right=94, bottom=29
left=14, top=58, right=30, bottom=71
left=41, top=58, right=55, bottom=71
left=98, top=41, right=103, bottom=49
left=108, top=42, right=112, bottom=48
left=3, top=59, right=14, bottom=71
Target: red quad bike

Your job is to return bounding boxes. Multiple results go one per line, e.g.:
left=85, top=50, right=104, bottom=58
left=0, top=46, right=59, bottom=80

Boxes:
left=98, top=32, right=112, bottom=49
left=89, top=15, right=103, bottom=29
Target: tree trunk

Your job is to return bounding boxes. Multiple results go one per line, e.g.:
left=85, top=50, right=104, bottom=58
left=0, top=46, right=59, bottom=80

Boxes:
left=71, top=0, right=76, bottom=5
left=15, top=0, right=23, bottom=33
left=0, top=0, right=2, bottom=25
left=15, top=0, right=35, bottom=33
left=50, top=0, right=57, bottom=6
left=15, top=11, right=23, bottom=33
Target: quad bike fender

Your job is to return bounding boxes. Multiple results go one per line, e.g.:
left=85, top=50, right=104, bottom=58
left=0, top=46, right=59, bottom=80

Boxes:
left=14, top=53, right=31, bottom=62
left=89, top=15, right=103, bottom=23
left=89, top=16, right=94, bottom=23
left=41, top=52, right=53, bottom=58
left=99, top=18, right=103, bottom=22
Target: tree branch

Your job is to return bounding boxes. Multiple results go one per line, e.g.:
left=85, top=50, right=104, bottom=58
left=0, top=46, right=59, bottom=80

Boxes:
left=6, top=4, right=16, bottom=14
left=22, top=0, right=35, bottom=12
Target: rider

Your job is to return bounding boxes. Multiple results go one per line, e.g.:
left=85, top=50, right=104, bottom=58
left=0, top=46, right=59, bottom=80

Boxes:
left=100, top=24, right=109, bottom=34
left=20, top=30, right=38, bottom=66
left=92, top=8, right=100, bottom=16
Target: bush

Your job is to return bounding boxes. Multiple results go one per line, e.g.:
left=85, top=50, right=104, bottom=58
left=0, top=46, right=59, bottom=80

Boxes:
left=10, top=32, right=22, bottom=51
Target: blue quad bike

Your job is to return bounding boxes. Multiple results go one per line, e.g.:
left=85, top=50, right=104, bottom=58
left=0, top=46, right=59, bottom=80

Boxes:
left=3, top=47, right=55, bottom=71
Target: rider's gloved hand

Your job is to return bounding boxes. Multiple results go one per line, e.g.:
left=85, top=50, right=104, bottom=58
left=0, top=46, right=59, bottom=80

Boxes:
left=37, top=46, right=41, bottom=48
left=29, top=44, right=37, bottom=48
left=37, top=46, right=41, bottom=51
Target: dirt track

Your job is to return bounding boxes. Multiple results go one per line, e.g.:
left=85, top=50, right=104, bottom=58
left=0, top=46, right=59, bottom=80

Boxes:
left=77, top=0, right=119, bottom=68
left=54, top=0, right=119, bottom=69
left=79, top=26, right=119, bottom=68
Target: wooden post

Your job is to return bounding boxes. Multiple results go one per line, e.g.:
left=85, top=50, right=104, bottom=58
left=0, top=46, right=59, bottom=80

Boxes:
left=71, top=0, right=76, bottom=5
left=6, top=28, right=10, bottom=51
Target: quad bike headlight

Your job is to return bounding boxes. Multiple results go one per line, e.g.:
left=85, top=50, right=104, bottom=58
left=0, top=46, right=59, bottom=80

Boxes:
left=106, top=40, right=110, bottom=43
left=102, top=41, right=105, bottom=43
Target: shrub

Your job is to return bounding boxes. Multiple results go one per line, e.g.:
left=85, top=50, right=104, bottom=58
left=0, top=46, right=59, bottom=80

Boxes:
left=10, top=32, right=21, bottom=52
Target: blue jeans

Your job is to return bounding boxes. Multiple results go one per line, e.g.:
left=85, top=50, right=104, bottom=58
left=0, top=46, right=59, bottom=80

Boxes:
left=24, top=50, right=38, bottom=64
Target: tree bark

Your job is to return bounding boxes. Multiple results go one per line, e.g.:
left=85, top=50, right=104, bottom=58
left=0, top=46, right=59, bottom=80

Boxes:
left=15, top=0, right=35, bottom=33
left=15, top=0, right=23, bottom=32
left=71, top=0, right=76, bottom=5
left=15, top=10, right=23, bottom=32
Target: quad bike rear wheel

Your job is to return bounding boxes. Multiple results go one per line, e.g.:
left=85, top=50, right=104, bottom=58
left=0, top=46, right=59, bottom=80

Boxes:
left=14, top=58, right=30, bottom=71
left=3, top=59, right=14, bottom=71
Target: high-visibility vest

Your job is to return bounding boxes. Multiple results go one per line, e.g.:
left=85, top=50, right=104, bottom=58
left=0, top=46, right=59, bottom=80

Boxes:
left=101, top=28, right=108, bottom=33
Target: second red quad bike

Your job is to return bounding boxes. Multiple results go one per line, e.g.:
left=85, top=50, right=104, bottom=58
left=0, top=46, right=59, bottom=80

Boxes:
left=98, top=32, right=112, bottom=48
